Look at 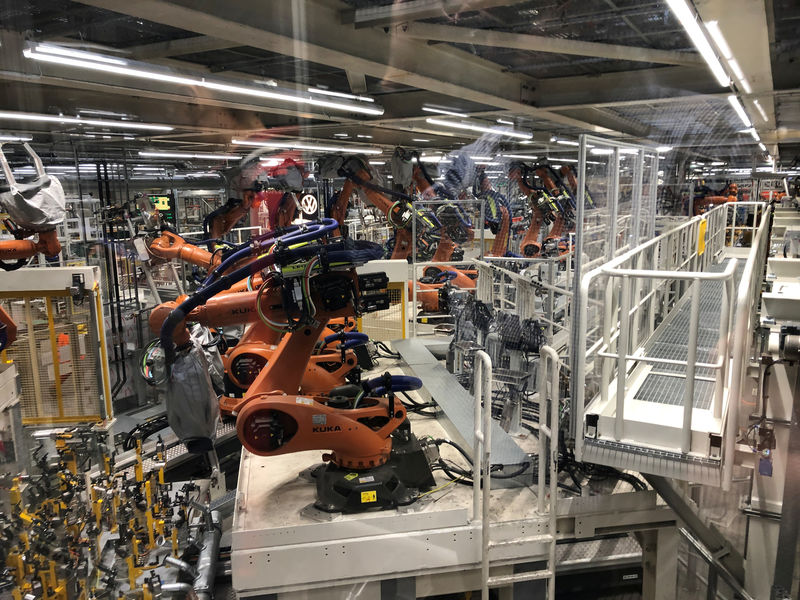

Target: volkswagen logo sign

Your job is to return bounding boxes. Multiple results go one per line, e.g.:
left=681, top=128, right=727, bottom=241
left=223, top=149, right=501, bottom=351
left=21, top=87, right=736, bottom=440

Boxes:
left=299, top=193, right=318, bottom=216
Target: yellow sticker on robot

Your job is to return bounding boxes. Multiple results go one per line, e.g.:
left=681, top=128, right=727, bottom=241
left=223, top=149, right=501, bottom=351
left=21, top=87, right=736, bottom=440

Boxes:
left=360, top=490, right=377, bottom=503
left=344, top=473, right=359, bottom=481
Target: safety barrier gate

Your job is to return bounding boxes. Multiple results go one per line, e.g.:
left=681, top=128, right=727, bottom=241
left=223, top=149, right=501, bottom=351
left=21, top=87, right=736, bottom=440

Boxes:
left=574, top=202, right=769, bottom=487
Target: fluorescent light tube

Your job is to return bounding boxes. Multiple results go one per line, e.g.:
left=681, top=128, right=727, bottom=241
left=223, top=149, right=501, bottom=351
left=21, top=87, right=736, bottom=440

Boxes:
left=24, top=43, right=384, bottom=116
left=748, top=128, right=760, bottom=141
left=0, top=135, right=33, bottom=142
left=35, top=43, right=128, bottom=65
left=500, top=154, right=539, bottom=160
left=727, top=95, right=752, bottom=127
left=496, top=118, right=513, bottom=125
left=753, top=100, right=769, bottom=122
left=412, top=138, right=430, bottom=142
left=665, top=0, right=730, bottom=86
left=138, top=151, right=240, bottom=160
left=656, top=146, right=673, bottom=152
left=368, top=161, right=385, bottom=165
left=422, top=106, right=467, bottom=117
left=307, top=87, right=375, bottom=102
left=425, top=118, right=532, bottom=140
left=0, top=110, right=173, bottom=131
left=232, top=138, right=382, bottom=155
left=555, top=139, right=579, bottom=146
left=705, top=21, right=732, bottom=60
left=758, top=142, right=767, bottom=152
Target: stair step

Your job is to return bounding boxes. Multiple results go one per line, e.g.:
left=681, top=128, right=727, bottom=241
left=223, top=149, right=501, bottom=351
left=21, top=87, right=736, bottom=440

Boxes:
left=488, top=569, right=553, bottom=587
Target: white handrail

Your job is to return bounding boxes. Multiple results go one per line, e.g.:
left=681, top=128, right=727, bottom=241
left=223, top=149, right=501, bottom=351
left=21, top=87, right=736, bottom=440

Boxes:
left=574, top=202, right=766, bottom=466
left=472, top=350, right=492, bottom=600
left=722, top=204, right=771, bottom=489
left=539, top=345, right=560, bottom=600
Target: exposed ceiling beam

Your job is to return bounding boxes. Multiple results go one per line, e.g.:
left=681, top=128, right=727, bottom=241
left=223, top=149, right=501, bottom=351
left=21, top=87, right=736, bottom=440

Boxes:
left=345, top=70, right=367, bottom=94
left=127, top=35, right=237, bottom=60
left=341, top=0, right=521, bottom=29
left=532, top=65, right=722, bottom=108
left=393, top=21, right=704, bottom=67
left=72, top=0, right=633, bottom=136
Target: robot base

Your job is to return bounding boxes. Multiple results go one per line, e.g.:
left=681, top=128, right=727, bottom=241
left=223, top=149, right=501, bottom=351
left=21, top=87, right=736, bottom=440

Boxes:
left=311, top=432, right=436, bottom=513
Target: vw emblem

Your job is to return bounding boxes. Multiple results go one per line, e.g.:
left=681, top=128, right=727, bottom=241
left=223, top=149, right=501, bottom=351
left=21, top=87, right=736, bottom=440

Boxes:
left=300, top=194, right=318, bottom=216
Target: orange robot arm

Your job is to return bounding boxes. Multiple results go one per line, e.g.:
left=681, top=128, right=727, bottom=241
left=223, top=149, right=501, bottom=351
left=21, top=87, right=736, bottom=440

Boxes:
left=0, top=306, right=17, bottom=351
left=412, top=165, right=436, bottom=200
left=330, top=179, right=355, bottom=231
left=509, top=167, right=544, bottom=258
left=148, top=230, right=220, bottom=269
left=205, top=193, right=255, bottom=240
left=0, top=229, right=61, bottom=266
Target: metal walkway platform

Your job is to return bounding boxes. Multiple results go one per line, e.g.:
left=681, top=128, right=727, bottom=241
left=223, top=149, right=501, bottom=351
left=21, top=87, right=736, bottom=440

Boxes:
left=633, top=259, right=745, bottom=410
left=393, top=338, right=529, bottom=466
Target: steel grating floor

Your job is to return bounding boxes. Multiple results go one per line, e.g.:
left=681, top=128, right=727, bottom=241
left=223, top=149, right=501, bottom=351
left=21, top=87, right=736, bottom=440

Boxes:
left=632, top=259, right=745, bottom=410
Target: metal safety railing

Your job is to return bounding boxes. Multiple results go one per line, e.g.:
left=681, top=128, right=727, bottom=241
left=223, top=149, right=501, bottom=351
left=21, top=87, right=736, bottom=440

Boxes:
left=474, top=348, right=558, bottom=598
left=574, top=203, right=767, bottom=472
left=722, top=203, right=771, bottom=490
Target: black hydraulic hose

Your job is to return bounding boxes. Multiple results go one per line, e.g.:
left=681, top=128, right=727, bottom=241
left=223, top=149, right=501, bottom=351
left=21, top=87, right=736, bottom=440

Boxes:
left=161, top=239, right=383, bottom=366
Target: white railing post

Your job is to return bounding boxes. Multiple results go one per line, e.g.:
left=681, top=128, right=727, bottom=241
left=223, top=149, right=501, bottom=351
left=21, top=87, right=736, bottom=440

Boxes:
left=615, top=275, right=631, bottom=441
left=682, top=278, right=702, bottom=453
left=539, top=345, right=560, bottom=600
left=473, top=350, right=492, bottom=600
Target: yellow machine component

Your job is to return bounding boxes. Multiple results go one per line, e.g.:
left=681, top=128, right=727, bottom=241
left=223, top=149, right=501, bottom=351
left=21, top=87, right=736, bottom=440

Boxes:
left=2, top=427, right=193, bottom=600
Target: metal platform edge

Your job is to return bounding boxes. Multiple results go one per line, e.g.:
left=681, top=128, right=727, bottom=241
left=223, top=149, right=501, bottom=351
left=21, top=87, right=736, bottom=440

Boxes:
left=392, top=338, right=529, bottom=466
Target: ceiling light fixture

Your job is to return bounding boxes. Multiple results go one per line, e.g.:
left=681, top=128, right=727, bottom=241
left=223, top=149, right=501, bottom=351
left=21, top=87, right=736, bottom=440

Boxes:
left=0, top=134, right=33, bottom=142
left=496, top=118, right=514, bottom=125
left=727, top=95, right=752, bottom=128
left=24, top=43, right=385, bottom=116
left=232, top=138, right=382, bottom=155
left=758, top=142, right=767, bottom=152
left=555, top=139, right=580, bottom=147
left=307, top=87, right=375, bottom=103
left=500, top=154, right=539, bottom=160
left=412, top=138, right=430, bottom=142
left=753, top=100, right=769, bottom=122
left=138, top=151, right=240, bottom=160
left=656, top=146, right=673, bottom=152
left=748, top=128, right=761, bottom=142
left=425, top=118, right=532, bottom=140
left=664, top=0, right=730, bottom=86
left=422, top=106, right=467, bottom=117
left=705, top=22, right=752, bottom=93
left=368, top=161, right=385, bottom=165
left=0, top=110, right=173, bottom=131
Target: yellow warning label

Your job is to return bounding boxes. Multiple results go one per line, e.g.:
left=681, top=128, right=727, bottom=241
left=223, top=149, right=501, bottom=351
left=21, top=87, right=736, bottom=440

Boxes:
left=698, top=218, right=707, bottom=255
left=360, top=490, right=377, bottom=503
left=344, top=473, right=359, bottom=481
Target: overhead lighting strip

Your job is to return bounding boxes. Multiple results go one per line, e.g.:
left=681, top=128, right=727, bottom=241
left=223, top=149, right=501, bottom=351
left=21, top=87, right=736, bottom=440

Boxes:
left=232, top=138, right=383, bottom=155
left=705, top=21, right=752, bottom=93
left=23, top=43, right=385, bottom=116
left=139, top=151, right=241, bottom=160
left=727, top=95, right=752, bottom=128
left=664, top=0, right=729, bottom=87
left=0, top=110, right=173, bottom=131
left=425, top=118, right=532, bottom=140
